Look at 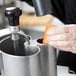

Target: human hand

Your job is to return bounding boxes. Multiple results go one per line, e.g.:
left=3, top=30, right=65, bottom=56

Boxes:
left=47, top=25, right=76, bottom=53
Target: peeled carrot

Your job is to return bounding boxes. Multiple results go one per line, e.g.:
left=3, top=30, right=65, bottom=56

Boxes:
left=43, top=24, right=56, bottom=44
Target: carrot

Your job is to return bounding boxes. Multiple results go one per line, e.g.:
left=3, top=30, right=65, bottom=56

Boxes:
left=43, top=24, right=56, bottom=44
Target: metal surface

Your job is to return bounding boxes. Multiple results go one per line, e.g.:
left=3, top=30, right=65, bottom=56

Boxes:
left=0, top=28, right=30, bottom=45
left=0, top=28, right=76, bottom=76
left=0, top=28, right=34, bottom=76
left=22, top=27, right=44, bottom=40
left=0, top=44, right=41, bottom=76
left=0, top=28, right=57, bottom=76
left=36, top=38, right=57, bottom=76
left=32, top=0, right=52, bottom=16
left=9, top=26, right=19, bottom=40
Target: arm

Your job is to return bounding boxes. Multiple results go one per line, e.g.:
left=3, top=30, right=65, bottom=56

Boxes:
left=19, top=0, right=65, bottom=23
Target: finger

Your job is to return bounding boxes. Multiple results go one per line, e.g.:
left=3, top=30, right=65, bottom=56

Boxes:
left=47, top=25, right=76, bottom=35
left=67, top=25, right=76, bottom=33
left=48, top=40, right=76, bottom=53
left=52, top=45, right=72, bottom=52
left=47, top=26, right=69, bottom=35
left=71, top=41, right=76, bottom=53
left=47, top=33, right=75, bottom=41
left=48, top=41, right=72, bottom=47
left=48, top=41, right=72, bottom=52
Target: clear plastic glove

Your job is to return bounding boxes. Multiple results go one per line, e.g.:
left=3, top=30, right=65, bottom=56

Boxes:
left=47, top=25, right=76, bottom=53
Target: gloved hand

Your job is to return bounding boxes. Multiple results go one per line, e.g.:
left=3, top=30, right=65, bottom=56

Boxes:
left=47, top=25, right=76, bottom=53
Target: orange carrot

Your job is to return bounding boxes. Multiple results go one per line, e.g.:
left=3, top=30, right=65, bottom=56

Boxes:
left=43, top=24, right=56, bottom=44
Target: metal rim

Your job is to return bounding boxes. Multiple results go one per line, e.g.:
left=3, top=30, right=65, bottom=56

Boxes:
left=0, top=46, right=40, bottom=58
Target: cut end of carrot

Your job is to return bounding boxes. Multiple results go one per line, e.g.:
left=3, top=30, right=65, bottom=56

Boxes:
left=43, top=24, right=56, bottom=44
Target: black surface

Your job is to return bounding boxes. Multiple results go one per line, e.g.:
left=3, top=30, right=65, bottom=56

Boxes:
left=0, top=35, right=26, bottom=56
left=20, top=0, right=76, bottom=24
left=57, top=51, right=76, bottom=74
left=5, top=7, right=22, bottom=26
left=32, top=0, right=52, bottom=16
